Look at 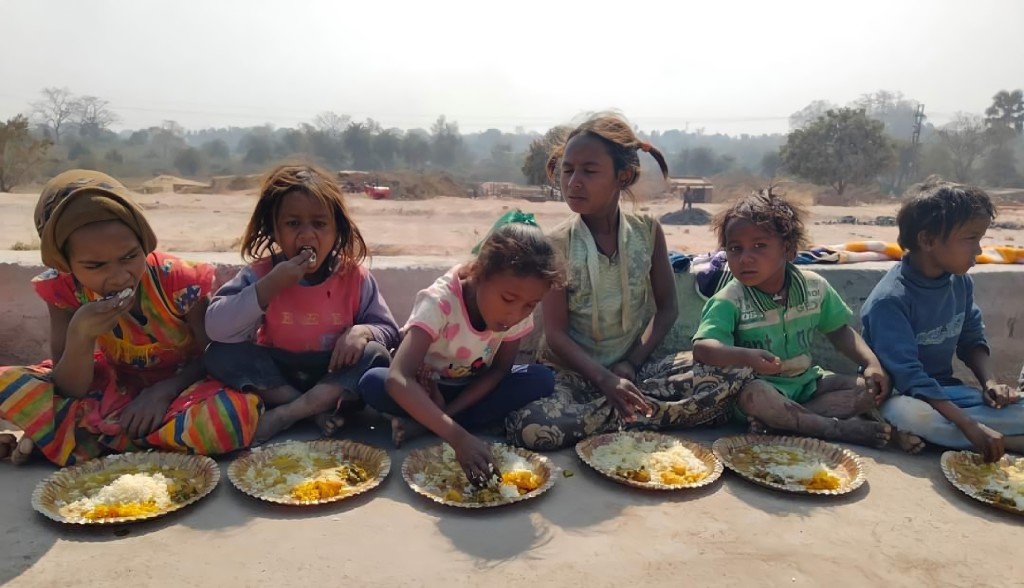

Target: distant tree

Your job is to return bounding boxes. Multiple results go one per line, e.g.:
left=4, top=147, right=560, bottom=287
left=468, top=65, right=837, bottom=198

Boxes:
left=174, top=147, right=203, bottom=177
left=31, top=87, right=77, bottom=143
left=372, top=129, right=402, bottom=170
left=74, top=96, right=119, bottom=139
left=761, top=151, right=783, bottom=177
left=127, top=129, right=150, bottom=146
left=401, top=131, right=432, bottom=169
left=853, top=90, right=923, bottom=140
left=104, top=148, right=124, bottom=165
left=430, top=115, right=462, bottom=168
left=0, top=115, right=52, bottom=192
left=935, top=113, right=988, bottom=183
left=313, top=111, right=351, bottom=138
left=981, top=143, right=1020, bottom=187
left=201, top=138, right=230, bottom=160
left=521, top=125, right=570, bottom=185
left=674, top=146, right=734, bottom=177
left=780, top=108, right=895, bottom=195
left=985, top=89, right=1024, bottom=135
left=241, top=133, right=273, bottom=166
left=343, top=122, right=375, bottom=170
left=788, top=99, right=837, bottom=131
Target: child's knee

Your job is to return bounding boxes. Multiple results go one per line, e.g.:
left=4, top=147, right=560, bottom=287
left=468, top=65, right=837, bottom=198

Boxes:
left=738, top=379, right=778, bottom=412
left=357, top=367, right=389, bottom=401
left=361, top=341, right=392, bottom=370
left=882, top=395, right=942, bottom=434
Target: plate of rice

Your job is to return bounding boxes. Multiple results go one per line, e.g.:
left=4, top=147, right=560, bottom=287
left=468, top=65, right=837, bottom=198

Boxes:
left=31, top=452, right=219, bottom=525
left=575, top=431, right=722, bottom=490
left=402, top=442, right=556, bottom=508
left=227, top=439, right=390, bottom=506
left=941, top=451, right=1024, bottom=516
left=712, top=435, right=866, bottom=495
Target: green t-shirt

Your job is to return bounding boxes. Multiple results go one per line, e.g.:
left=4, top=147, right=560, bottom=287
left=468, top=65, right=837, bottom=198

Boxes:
left=692, top=265, right=852, bottom=402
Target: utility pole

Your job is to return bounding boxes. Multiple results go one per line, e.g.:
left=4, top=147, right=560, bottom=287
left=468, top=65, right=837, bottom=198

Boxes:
left=895, top=104, right=926, bottom=194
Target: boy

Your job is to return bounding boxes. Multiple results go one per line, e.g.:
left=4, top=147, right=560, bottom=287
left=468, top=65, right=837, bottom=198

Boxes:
left=861, top=180, right=1024, bottom=462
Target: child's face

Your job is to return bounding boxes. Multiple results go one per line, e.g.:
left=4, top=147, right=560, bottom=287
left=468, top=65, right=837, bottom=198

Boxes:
left=920, top=216, right=989, bottom=276
left=273, top=190, right=338, bottom=274
left=559, top=135, right=629, bottom=216
left=723, top=218, right=792, bottom=290
left=65, top=220, right=147, bottom=301
left=473, top=271, right=549, bottom=333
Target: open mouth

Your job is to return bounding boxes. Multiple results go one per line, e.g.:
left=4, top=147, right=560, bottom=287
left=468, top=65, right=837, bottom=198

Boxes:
left=299, top=246, right=317, bottom=266
left=103, top=287, right=134, bottom=301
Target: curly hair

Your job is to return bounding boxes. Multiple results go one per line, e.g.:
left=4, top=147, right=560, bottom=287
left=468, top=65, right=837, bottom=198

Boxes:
left=712, top=188, right=808, bottom=252
left=240, top=162, right=367, bottom=270
left=897, top=176, right=996, bottom=251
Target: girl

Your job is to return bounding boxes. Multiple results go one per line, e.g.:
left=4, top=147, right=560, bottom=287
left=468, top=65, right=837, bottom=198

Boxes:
left=359, top=223, right=559, bottom=484
left=692, top=189, right=893, bottom=448
left=0, top=170, right=260, bottom=467
left=204, top=164, right=398, bottom=445
left=506, top=113, right=752, bottom=451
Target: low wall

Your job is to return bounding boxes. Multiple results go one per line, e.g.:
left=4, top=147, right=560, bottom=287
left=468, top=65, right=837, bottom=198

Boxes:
left=1, top=252, right=1021, bottom=384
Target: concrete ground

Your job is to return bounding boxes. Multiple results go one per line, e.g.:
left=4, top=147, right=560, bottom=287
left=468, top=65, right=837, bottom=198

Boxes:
left=1, top=419, right=1022, bottom=588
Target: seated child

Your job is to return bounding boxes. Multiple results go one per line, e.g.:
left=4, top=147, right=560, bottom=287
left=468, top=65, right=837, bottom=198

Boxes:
left=862, top=179, right=1024, bottom=462
left=0, top=170, right=260, bottom=466
left=204, top=164, right=399, bottom=444
left=693, top=189, right=892, bottom=448
left=359, top=223, right=559, bottom=484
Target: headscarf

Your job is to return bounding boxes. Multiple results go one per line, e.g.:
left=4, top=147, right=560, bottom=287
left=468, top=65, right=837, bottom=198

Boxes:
left=35, top=170, right=158, bottom=273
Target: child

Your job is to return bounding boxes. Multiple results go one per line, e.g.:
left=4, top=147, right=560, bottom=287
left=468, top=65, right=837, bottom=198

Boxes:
left=862, top=180, right=1024, bottom=462
left=506, top=113, right=751, bottom=451
left=692, top=189, right=892, bottom=448
left=204, top=164, right=398, bottom=444
left=0, top=170, right=260, bottom=466
left=359, top=223, right=559, bottom=484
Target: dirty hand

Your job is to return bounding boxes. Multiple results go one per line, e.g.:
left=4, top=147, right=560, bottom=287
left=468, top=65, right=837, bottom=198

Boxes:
left=69, top=295, right=133, bottom=340
left=861, top=363, right=891, bottom=405
left=451, top=431, right=498, bottom=488
left=329, top=328, right=367, bottom=371
left=746, top=349, right=783, bottom=375
left=983, top=382, right=1019, bottom=409
left=119, top=381, right=177, bottom=439
left=964, top=421, right=1005, bottom=463
left=610, top=360, right=637, bottom=383
left=267, top=248, right=314, bottom=288
left=600, top=374, right=654, bottom=423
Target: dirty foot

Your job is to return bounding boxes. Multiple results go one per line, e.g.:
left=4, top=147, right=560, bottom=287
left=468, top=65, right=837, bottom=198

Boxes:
left=385, top=414, right=426, bottom=449
left=252, top=406, right=295, bottom=446
left=832, top=418, right=891, bottom=448
left=894, top=429, right=926, bottom=454
left=314, top=412, right=346, bottom=437
left=0, top=433, right=15, bottom=461
left=12, top=436, right=34, bottom=465
left=747, top=417, right=771, bottom=435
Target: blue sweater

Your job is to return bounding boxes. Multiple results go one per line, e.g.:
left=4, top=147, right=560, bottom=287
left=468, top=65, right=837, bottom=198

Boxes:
left=860, top=256, right=988, bottom=401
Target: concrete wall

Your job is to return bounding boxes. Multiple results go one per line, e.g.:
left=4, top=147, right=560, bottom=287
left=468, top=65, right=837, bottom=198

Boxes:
left=1, top=252, right=1021, bottom=384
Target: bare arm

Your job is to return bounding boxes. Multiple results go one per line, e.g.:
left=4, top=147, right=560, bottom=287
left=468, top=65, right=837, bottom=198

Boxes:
left=445, top=339, right=519, bottom=418
left=692, top=338, right=755, bottom=368
left=963, top=344, right=999, bottom=390
left=624, top=223, right=677, bottom=368
left=542, top=286, right=616, bottom=390
left=49, top=303, right=96, bottom=398
left=825, top=324, right=881, bottom=370
left=385, top=327, right=473, bottom=446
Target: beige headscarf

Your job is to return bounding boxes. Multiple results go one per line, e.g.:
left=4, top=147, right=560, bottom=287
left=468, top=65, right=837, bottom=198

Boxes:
left=35, top=170, right=158, bottom=273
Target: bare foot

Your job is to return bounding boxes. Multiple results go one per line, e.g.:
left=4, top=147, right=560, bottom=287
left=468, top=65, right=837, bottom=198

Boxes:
left=314, top=412, right=345, bottom=437
left=747, top=417, right=770, bottom=435
left=252, top=406, right=294, bottom=446
left=831, top=418, right=892, bottom=448
left=894, top=429, right=926, bottom=454
left=385, top=414, right=426, bottom=448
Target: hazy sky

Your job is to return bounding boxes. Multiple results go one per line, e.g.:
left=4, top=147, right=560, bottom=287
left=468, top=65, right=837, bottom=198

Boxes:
left=2, top=0, right=1021, bottom=135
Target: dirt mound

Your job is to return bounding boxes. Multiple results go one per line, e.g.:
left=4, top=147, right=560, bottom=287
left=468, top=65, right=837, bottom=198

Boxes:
left=137, top=175, right=211, bottom=194
left=337, top=170, right=466, bottom=200
left=660, top=207, right=714, bottom=225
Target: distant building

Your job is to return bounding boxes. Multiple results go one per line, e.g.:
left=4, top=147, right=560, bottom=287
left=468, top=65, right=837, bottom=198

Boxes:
left=668, top=177, right=713, bottom=203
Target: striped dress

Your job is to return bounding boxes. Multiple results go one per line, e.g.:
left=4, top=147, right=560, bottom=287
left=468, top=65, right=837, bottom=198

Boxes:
left=0, top=252, right=261, bottom=466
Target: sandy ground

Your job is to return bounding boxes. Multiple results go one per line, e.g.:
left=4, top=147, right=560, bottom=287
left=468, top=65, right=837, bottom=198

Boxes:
left=2, top=191, right=1023, bottom=587
left=1, top=420, right=1022, bottom=588
left=3, top=191, right=1022, bottom=256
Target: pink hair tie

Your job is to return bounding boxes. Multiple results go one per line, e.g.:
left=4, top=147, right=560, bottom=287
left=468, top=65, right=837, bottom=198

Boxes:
left=639, top=142, right=652, bottom=152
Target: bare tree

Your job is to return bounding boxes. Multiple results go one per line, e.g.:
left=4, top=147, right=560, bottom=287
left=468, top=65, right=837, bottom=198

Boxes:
left=75, top=96, right=119, bottom=138
left=0, top=115, right=52, bottom=192
left=31, top=87, right=77, bottom=143
left=313, top=111, right=351, bottom=138
left=936, top=113, right=988, bottom=183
